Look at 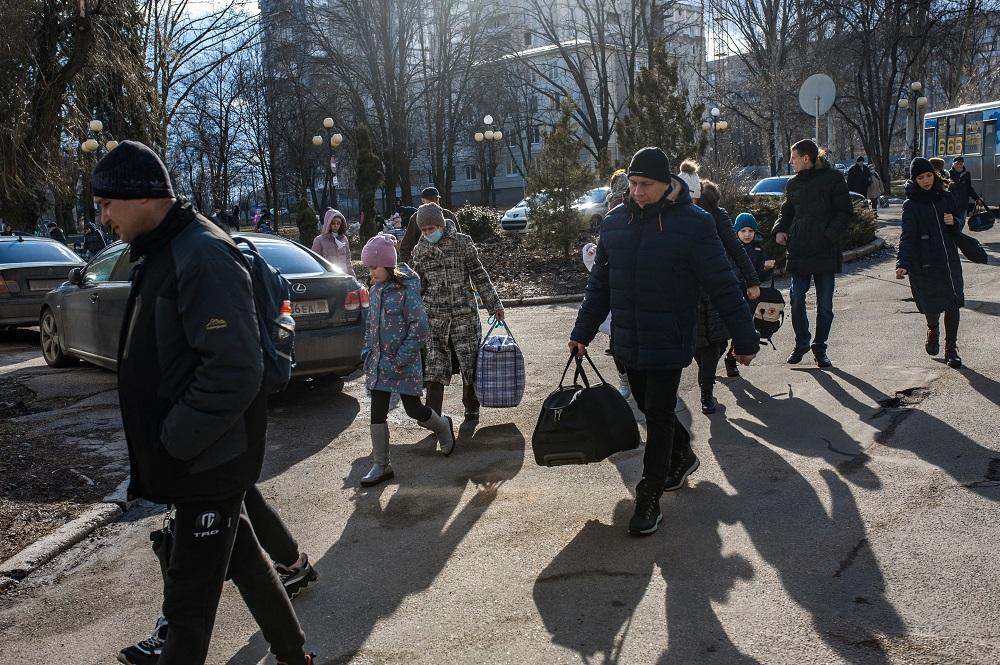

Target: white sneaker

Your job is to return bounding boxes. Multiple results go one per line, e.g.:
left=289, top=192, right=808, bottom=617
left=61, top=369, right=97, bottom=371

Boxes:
left=617, top=372, right=631, bottom=400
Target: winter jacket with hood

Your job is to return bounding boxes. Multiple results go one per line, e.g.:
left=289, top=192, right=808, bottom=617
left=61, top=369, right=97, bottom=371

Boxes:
left=897, top=180, right=964, bottom=314
left=411, top=225, right=503, bottom=385
left=571, top=176, right=759, bottom=370
left=772, top=159, right=854, bottom=275
left=118, top=200, right=265, bottom=504
left=311, top=209, right=355, bottom=276
left=362, top=264, right=429, bottom=396
left=846, top=162, right=872, bottom=196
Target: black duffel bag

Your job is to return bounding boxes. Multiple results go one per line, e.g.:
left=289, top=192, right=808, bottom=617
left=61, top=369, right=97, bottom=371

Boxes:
left=532, top=352, right=640, bottom=466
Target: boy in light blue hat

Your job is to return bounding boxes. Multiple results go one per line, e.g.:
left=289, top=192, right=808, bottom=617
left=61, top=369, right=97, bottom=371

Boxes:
left=734, top=213, right=775, bottom=283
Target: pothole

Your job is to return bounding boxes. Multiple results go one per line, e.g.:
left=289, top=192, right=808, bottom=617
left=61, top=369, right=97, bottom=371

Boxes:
left=877, top=386, right=932, bottom=409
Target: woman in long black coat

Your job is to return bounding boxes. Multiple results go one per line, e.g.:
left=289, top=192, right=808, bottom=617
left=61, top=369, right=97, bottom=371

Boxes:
left=896, top=157, right=965, bottom=368
left=695, top=180, right=761, bottom=413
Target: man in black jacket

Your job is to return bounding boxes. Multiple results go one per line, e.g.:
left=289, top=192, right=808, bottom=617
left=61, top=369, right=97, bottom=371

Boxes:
left=569, top=147, right=758, bottom=537
left=949, top=156, right=981, bottom=227
left=845, top=156, right=872, bottom=196
left=398, top=186, right=461, bottom=263
left=772, top=139, right=854, bottom=368
left=92, top=141, right=315, bottom=665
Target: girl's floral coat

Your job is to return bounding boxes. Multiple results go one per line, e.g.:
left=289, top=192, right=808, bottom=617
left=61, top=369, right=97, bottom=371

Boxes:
left=362, top=264, right=429, bottom=396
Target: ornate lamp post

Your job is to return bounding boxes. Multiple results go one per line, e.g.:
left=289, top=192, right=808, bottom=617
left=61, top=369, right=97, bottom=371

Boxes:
left=897, top=81, right=929, bottom=160
left=701, top=107, right=729, bottom=166
left=79, top=119, right=119, bottom=226
left=474, top=114, right=503, bottom=207
left=312, top=117, right=344, bottom=210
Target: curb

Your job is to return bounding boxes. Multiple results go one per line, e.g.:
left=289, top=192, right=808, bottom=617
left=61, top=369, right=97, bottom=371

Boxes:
left=0, top=502, right=124, bottom=589
left=503, top=236, right=888, bottom=308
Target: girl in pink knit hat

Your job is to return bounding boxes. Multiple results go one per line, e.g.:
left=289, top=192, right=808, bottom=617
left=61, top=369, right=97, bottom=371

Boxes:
left=358, top=233, right=456, bottom=486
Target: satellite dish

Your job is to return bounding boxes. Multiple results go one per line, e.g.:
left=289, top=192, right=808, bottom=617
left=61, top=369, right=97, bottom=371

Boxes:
left=799, top=74, right=836, bottom=116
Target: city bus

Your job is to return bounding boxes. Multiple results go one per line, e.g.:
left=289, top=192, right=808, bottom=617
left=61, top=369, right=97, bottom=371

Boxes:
left=922, top=100, right=999, bottom=203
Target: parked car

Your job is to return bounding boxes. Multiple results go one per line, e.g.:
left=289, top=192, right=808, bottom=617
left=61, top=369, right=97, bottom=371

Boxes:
left=38, top=233, right=368, bottom=384
left=575, top=187, right=611, bottom=230
left=500, top=194, right=546, bottom=233
left=749, top=176, right=871, bottom=208
left=1, top=235, right=85, bottom=328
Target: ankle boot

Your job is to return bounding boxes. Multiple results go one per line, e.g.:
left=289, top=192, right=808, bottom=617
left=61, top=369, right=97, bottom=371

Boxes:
left=419, top=411, right=456, bottom=455
left=944, top=345, right=962, bottom=369
left=700, top=388, right=717, bottom=414
left=361, top=424, right=394, bottom=487
left=925, top=327, right=940, bottom=356
left=724, top=355, right=740, bottom=377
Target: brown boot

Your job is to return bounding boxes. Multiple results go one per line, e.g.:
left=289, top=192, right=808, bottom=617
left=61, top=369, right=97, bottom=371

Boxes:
left=925, top=327, right=940, bottom=356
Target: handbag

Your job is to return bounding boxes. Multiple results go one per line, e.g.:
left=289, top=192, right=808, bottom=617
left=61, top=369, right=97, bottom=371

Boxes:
left=955, top=231, right=989, bottom=264
left=532, top=352, right=640, bottom=466
left=967, top=201, right=996, bottom=233
left=474, top=318, right=526, bottom=408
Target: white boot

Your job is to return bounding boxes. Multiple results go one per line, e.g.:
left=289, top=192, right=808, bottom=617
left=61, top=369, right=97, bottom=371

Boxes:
left=361, top=423, right=394, bottom=486
left=419, top=411, right=456, bottom=456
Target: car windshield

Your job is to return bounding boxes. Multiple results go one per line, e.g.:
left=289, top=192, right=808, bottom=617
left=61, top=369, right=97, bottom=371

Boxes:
left=750, top=178, right=788, bottom=194
left=0, top=240, right=82, bottom=264
left=254, top=241, right=330, bottom=275
left=575, top=188, right=609, bottom=205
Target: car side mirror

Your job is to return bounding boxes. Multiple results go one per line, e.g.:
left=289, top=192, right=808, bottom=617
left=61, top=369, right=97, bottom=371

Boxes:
left=68, top=267, right=83, bottom=285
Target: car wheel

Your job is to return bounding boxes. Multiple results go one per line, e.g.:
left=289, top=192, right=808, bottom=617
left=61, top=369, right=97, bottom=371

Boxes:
left=39, top=308, right=76, bottom=368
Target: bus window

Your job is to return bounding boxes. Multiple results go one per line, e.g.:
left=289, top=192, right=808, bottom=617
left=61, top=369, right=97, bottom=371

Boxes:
left=946, top=115, right=965, bottom=155
left=924, top=128, right=937, bottom=158
left=965, top=112, right=983, bottom=154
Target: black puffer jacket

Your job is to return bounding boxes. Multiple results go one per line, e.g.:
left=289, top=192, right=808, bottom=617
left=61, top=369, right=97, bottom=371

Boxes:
left=118, top=201, right=265, bottom=504
left=773, top=162, right=854, bottom=275
left=695, top=205, right=759, bottom=347
left=948, top=167, right=979, bottom=213
left=571, top=177, right=758, bottom=370
left=896, top=181, right=964, bottom=314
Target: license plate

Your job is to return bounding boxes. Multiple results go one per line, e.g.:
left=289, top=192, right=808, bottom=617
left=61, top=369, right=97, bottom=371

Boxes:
left=292, top=299, right=329, bottom=316
left=28, top=279, right=65, bottom=291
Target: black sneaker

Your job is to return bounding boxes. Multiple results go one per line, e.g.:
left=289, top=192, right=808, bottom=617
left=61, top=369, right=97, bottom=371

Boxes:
left=275, top=553, right=318, bottom=598
left=118, top=617, right=167, bottom=665
left=787, top=347, right=809, bottom=364
left=663, top=452, right=701, bottom=492
left=628, top=492, right=662, bottom=536
left=813, top=350, right=833, bottom=368
left=700, top=392, right=717, bottom=414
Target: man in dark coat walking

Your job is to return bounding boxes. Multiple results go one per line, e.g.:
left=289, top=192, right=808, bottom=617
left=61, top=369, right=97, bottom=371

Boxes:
left=398, top=186, right=461, bottom=263
left=772, top=139, right=854, bottom=368
left=92, top=141, right=315, bottom=665
left=948, top=156, right=981, bottom=227
left=569, top=147, right=759, bottom=537
left=846, top=156, right=872, bottom=196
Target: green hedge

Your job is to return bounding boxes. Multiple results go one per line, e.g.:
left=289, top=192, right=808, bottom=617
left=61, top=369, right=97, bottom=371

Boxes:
left=724, top=195, right=877, bottom=260
left=456, top=205, right=502, bottom=242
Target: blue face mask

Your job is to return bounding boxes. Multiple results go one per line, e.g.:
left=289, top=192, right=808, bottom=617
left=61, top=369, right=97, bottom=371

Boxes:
left=424, top=229, right=444, bottom=244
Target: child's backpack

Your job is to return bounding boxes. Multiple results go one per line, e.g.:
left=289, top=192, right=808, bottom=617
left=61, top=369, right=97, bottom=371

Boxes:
left=231, top=236, right=295, bottom=394
left=753, top=278, right=785, bottom=349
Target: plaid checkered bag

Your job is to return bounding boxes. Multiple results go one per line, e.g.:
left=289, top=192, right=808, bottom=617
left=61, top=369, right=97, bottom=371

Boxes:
left=475, top=319, right=525, bottom=408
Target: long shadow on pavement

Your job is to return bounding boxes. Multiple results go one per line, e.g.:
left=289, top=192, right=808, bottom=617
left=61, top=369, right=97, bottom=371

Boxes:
left=225, top=422, right=526, bottom=664
left=815, top=368, right=1000, bottom=500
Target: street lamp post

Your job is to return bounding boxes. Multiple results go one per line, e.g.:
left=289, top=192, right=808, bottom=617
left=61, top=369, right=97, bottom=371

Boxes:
left=701, top=107, right=729, bottom=166
left=79, top=119, right=119, bottom=227
left=312, top=117, right=344, bottom=210
left=474, top=114, right=503, bottom=208
left=897, top=81, right=929, bottom=160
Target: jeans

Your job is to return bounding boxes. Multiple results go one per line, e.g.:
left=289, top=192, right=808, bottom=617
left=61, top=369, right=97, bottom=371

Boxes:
left=160, top=495, right=305, bottom=665
left=789, top=272, right=836, bottom=353
left=623, top=367, right=688, bottom=495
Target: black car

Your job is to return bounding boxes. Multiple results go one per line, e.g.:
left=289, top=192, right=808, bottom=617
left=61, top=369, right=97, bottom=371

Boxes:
left=750, top=176, right=872, bottom=208
left=39, top=233, right=368, bottom=382
left=1, top=235, right=85, bottom=328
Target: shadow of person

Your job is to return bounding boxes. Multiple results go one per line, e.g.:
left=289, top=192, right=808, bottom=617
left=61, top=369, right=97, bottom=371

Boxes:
left=816, top=368, right=1000, bottom=501
left=949, top=364, right=1000, bottom=407
left=533, top=414, right=759, bottom=664
left=964, top=299, right=1000, bottom=318
left=225, top=423, right=526, bottom=665
left=707, top=406, right=906, bottom=663
left=724, top=379, right=881, bottom=490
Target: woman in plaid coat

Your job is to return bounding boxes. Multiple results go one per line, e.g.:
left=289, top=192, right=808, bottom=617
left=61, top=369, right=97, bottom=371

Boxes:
left=410, top=203, right=504, bottom=418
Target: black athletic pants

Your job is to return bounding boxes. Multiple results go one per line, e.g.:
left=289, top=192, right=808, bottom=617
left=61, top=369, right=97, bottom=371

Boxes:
left=160, top=495, right=305, bottom=665
left=694, top=342, right=727, bottom=392
left=243, top=485, right=299, bottom=568
left=371, top=389, right=432, bottom=424
left=624, top=367, right=690, bottom=495
left=926, top=309, right=960, bottom=346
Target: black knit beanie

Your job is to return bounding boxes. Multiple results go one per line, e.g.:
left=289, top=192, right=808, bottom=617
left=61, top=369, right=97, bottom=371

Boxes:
left=627, top=147, right=672, bottom=183
left=92, top=140, right=175, bottom=200
left=909, top=157, right=934, bottom=181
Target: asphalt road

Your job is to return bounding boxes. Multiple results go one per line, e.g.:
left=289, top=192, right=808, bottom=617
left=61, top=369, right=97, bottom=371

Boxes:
left=2, top=207, right=999, bottom=664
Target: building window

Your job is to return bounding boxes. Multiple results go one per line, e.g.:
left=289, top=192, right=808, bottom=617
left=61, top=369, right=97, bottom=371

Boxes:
left=608, top=11, right=620, bottom=25
left=508, top=158, right=520, bottom=176
left=465, top=164, right=478, bottom=181
left=529, top=95, right=539, bottom=113
left=532, top=125, right=542, bottom=144
left=524, top=31, right=532, bottom=47
left=508, top=131, right=517, bottom=147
